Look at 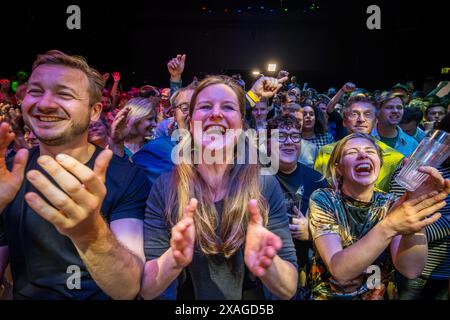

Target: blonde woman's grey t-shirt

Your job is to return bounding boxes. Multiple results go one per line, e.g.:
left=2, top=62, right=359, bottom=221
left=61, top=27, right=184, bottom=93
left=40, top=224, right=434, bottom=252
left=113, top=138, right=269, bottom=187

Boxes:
left=143, top=172, right=298, bottom=300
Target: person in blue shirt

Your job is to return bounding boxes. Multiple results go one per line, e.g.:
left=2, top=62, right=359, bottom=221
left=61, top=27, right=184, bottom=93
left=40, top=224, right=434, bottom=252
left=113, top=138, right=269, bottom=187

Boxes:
left=399, top=106, right=426, bottom=143
left=372, top=91, right=419, bottom=157
left=133, top=85, right=195, bottom=185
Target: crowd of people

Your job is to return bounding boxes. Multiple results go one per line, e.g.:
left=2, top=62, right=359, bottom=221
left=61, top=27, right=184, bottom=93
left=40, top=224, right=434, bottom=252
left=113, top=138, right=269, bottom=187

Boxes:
left=0, top=49, right=449, bottom=300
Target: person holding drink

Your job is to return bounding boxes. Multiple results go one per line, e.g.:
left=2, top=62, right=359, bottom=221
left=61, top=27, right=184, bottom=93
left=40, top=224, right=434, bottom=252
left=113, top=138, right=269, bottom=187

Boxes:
left=390, top=113, right=450, bottom=299
left=308, top=132, right=450, bottom=299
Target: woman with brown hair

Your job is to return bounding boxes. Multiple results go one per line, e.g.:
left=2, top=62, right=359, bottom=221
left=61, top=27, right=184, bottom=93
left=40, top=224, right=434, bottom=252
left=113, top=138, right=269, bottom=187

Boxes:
left=308, top=132, right=450, bottom=299
left=301, top=104, right=335, bottom=149
left=140, top=75, right=298, bottom=300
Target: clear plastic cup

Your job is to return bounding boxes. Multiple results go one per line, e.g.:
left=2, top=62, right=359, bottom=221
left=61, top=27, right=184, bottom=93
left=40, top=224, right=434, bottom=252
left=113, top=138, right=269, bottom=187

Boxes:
left=395, top=130, right=450, bottom=191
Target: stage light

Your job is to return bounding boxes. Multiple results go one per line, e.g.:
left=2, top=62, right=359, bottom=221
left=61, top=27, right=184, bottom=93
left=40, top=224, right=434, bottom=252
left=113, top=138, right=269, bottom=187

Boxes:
left=267, top=64, right=277, bottom=72
left=252, top=70, right=260, bottom=76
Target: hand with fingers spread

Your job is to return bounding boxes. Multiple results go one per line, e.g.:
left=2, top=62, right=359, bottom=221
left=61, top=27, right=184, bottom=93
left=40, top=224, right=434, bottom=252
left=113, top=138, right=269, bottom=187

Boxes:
left=110, top=107, right=130, bottom=144
left=0, top=122, right=29, bottom=211
left=383, top=190, right=447, bottom=235
left=112, top=72, right=121, bottom=83
left=167, top=54, right=186, bottom=82
left=170, top=198, right=197, bottom=268
left=244, top=199, right=282, bottom=277
left=250, top=76, right=288, bottom=100
left=24, top=149, right=113, bottom=240
left=289, top=206, right=309, bottom=241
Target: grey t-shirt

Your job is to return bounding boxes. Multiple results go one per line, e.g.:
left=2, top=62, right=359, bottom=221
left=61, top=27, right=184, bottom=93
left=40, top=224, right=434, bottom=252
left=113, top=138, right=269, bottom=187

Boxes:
left=143, top=171, right=298, bottom=300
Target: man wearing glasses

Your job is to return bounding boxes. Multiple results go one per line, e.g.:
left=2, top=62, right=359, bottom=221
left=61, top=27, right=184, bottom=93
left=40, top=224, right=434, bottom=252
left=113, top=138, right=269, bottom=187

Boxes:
left=280, top=103, right=318, bottom=168
left=314, top=94, right=404, bottom=192
left=268, top=114, right=327, bottom=299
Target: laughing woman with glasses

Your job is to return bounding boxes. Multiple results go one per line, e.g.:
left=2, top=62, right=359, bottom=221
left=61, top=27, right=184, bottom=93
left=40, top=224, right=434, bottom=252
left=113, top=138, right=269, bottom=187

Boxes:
left=308, top=132, right=450, bottom=300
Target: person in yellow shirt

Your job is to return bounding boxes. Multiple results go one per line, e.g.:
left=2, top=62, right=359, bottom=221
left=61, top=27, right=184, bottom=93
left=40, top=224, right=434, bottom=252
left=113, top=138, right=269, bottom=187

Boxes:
left=314, top=93, right=403, bottom=192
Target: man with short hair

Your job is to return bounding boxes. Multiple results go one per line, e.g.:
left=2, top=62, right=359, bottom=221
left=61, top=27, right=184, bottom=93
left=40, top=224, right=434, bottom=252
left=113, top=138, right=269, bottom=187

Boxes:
left=279, top=102, right=317, bottom=168
left=372, top=91, right=418, bottom=157
left=0, top=50, right=149, bottom=300
left=314, top=94, right=404, bottom=192
left=400, top=106, right=426, bottom=142
left=425, top=103, right=446, bottom=125
left=251, top=98, right=269, bottom=131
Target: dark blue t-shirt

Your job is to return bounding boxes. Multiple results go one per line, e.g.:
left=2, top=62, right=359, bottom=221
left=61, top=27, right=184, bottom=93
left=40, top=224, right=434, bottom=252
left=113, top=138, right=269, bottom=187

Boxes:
left=275, top=163, right=328, bottom=273
left=0, top=146, right=150, bottom=299
left=276, top=163, right=328, bottom=217
left=132, top=135, right=177, bottom=185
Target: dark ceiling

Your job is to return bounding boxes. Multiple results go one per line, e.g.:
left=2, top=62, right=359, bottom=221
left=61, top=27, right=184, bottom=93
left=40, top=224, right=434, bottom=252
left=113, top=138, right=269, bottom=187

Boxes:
left=2, top=0, right=449, bottom=92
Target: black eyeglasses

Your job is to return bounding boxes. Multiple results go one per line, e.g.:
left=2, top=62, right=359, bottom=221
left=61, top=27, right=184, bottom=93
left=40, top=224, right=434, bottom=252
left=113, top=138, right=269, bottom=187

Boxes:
left=175, top=103, right=190, bottom=114
left=277, top=132, right=302, bottom=143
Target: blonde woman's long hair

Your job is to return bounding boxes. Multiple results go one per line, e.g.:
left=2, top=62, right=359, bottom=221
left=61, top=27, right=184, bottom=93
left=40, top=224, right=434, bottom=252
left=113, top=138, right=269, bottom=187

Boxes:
left=326, top=132, right=383, bottom=191
left=166, top=75, right=268, bottom=258
left=123, top=97, right=158, bottom=139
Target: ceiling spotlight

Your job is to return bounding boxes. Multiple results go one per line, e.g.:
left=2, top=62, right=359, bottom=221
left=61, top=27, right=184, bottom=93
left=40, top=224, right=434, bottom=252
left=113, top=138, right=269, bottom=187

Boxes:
left=267, top=64, right=277, bottom=72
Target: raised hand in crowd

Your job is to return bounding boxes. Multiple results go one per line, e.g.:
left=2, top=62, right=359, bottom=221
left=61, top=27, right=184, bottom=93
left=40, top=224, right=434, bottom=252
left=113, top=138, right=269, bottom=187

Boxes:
left=112, top=72, right=121, bottom=83
left=167, top=54, right=186, bottom=83
left=250, top=76, right=289, bottom=99
left=110, top=72, right=121, bottom=108
left=277, top=70, right=289, bottom=80
left=326, top=81, right=356, bottom=114
left=109, top=107, right=130, bottom=157
left=102, top=73, right=110, bottom=82
left=342, top=82, right=356, bottom=93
